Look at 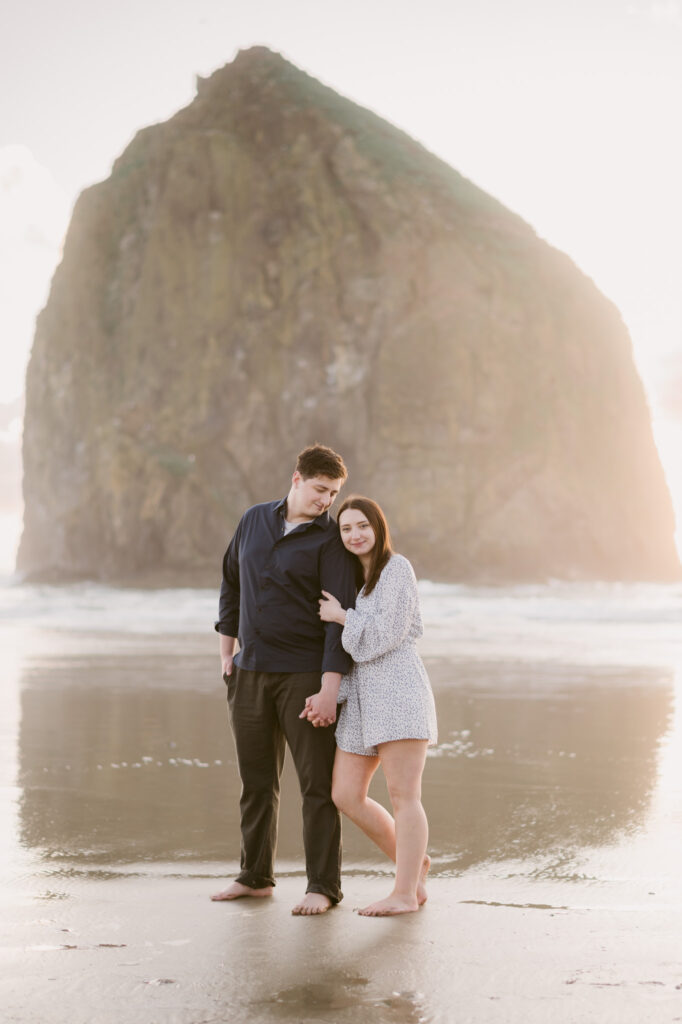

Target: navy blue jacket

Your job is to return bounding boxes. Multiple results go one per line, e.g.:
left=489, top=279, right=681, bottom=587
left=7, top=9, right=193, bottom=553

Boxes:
left=215, top=498, right=357, bottom=674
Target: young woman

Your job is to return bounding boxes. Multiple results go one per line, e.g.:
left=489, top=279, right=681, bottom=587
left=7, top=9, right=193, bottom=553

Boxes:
left=305, top=496, right=437, bottom=916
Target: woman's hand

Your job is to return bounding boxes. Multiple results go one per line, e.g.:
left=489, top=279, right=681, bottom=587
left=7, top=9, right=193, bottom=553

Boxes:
left=318, top=590, right=346, bottom=625
left=299, top=692, right=336, bottom=728
left=299, top=672, right=342, bottom=727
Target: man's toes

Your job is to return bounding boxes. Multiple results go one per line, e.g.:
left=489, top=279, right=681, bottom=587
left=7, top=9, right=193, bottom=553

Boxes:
left=292, top=894, right=332, bottom=915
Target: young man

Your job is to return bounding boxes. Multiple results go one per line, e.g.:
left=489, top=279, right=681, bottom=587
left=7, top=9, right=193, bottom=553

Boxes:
left=211, top=444, right=357, bottom=915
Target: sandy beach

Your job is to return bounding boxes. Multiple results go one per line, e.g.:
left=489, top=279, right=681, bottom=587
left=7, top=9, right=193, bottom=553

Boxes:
left=3, top=871, right=682, bottom=1024
left=2, top=582, right=682, bottom=1022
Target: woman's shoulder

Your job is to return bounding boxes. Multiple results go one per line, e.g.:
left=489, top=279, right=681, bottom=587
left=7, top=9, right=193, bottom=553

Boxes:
left=381, top=553, right=417, bottom=583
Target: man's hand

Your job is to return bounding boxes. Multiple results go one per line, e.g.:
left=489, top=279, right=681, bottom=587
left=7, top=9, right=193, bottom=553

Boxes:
left=220, top=634, right=237, bottom=683
left=299, top=691, right=337, bottom=728
left=299, top=672, right=343, bottom=727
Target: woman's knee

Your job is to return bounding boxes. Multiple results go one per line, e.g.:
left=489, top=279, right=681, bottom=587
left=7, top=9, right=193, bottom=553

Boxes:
left=386, top=781, right=422, bottom=813
left=332, top=752, right=377, bottom=812
left=332, top=772, right=373, bottom=814
left=381, top=741, right=427, bottom=810
left=331, top=777, right=356, bottom=813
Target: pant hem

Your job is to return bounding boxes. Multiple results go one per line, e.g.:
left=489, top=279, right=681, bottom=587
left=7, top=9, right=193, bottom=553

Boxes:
left=236, top=872, right=276, bottom=889
left=306, top=883, right=343, bottom=905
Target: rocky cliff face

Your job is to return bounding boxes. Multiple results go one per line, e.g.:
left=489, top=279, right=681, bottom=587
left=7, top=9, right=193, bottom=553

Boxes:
left=19, top=47, right=680, bottom=582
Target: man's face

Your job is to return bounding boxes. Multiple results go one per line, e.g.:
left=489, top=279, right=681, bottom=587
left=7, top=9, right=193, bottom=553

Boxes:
left=291, top=472, right=343, bottom=518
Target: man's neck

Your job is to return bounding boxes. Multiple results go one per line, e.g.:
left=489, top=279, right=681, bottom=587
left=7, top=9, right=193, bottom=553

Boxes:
left=284, top=490, right=315, bottom=525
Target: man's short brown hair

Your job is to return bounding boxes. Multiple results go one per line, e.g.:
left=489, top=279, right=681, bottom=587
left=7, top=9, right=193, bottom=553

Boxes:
left=296, top=444, right=348, bottom=482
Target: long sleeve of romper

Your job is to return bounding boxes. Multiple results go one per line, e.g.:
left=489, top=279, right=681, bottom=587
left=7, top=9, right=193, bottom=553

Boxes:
left=341, top=556, right=421, bottom=663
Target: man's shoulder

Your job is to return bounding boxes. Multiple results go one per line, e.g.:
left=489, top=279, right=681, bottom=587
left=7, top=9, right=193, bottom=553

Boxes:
left=241, top=499, right=280, bottom=521
left=316, top=519, right=355, bottom=565
left=318, top=517, right=348, bottom=548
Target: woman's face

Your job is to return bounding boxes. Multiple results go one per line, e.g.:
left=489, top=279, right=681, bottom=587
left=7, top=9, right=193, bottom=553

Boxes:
left=339, top=508, right=376, bottom=557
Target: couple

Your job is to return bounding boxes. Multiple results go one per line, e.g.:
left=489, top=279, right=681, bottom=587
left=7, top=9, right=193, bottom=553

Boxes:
left=211, top=444, right=437, bottom=916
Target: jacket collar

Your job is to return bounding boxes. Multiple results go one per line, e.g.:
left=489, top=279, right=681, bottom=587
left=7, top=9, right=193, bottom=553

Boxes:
left=275, top=496, right=329, bottom=528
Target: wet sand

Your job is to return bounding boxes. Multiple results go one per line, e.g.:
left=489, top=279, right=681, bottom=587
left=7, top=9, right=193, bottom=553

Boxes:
left=3, top=872, right=682, bottom=1024
left=2, top=621, right=682, bottom=1022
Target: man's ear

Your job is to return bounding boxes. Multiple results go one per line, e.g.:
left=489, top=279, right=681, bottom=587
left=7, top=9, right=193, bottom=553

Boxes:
left=292, top=470, right=302, bottom=487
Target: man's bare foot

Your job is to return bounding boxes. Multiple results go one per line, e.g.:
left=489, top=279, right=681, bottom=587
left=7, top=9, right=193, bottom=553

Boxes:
left=357, top=893, right=420, bottom=917
left=291, top=892, right=333, bottom=916
left=210, top=881, right=273, bottom=901
left=417, top=854, right=431, bottom=907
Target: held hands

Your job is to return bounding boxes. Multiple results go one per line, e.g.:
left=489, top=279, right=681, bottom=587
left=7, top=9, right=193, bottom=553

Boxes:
left=318, top=590, right=346, bottom=624
left=299, top=691, right=337, bottom=728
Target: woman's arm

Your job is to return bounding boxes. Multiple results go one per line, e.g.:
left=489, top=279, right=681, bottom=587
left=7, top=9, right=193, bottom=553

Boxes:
left=341, top=557, right=419, bottom=663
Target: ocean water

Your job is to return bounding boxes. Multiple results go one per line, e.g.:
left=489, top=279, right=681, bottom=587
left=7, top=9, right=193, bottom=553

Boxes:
left=2, top=575, right=682, bottom=663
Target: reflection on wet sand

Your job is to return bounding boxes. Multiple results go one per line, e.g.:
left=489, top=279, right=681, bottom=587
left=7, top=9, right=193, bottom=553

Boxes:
left=425, top=661, right=673, bottom=876
left=17, top=650, right=673, bottom=875
left=18, top=654, right=239, bottom=863
left=213, top=901, right=431, bottom=1024
left=251, top=978, right=428, bottom=1024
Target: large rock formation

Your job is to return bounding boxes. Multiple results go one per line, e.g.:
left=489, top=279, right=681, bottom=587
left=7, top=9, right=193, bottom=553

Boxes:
left=19, top=48, right=680, bottom=582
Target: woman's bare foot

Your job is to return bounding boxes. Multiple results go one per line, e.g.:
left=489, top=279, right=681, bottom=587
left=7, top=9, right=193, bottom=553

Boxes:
left=417, top=854, right=431, bottom=906
left=357, top=893, right=420, bottom=916
left=210, top=881, right=273, bottom=901
left=291, top=893, right=333, bottom=916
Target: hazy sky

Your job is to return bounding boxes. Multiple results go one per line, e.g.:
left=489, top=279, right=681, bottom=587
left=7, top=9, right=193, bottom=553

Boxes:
left=1, top=0, right=681, bottom=562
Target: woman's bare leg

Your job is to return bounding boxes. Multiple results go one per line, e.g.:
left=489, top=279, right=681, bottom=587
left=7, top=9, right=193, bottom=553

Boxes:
left=332, top=748, right=429, bottom=905
left=358, top=739, right=429, bottom=917
left=332, top=750, right=388, bottom=849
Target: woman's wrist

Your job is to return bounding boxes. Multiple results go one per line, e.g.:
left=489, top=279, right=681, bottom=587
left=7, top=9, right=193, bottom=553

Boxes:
left=337, top=609, right=347, bottom=625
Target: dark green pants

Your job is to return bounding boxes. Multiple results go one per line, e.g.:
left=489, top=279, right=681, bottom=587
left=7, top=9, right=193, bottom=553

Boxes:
left=225, top=666, right=342, bottom=904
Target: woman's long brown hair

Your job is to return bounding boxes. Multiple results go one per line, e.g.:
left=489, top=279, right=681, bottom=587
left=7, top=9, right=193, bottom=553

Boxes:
left=337, top=496, right=393, bottom=596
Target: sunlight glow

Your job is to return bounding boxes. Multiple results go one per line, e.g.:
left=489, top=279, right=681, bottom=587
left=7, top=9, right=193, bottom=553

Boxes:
left=0, top=144, right=70, bottom=404
left=0, top=511, right=22, bottom=577
left=651, top=418, right=682, bottom=558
